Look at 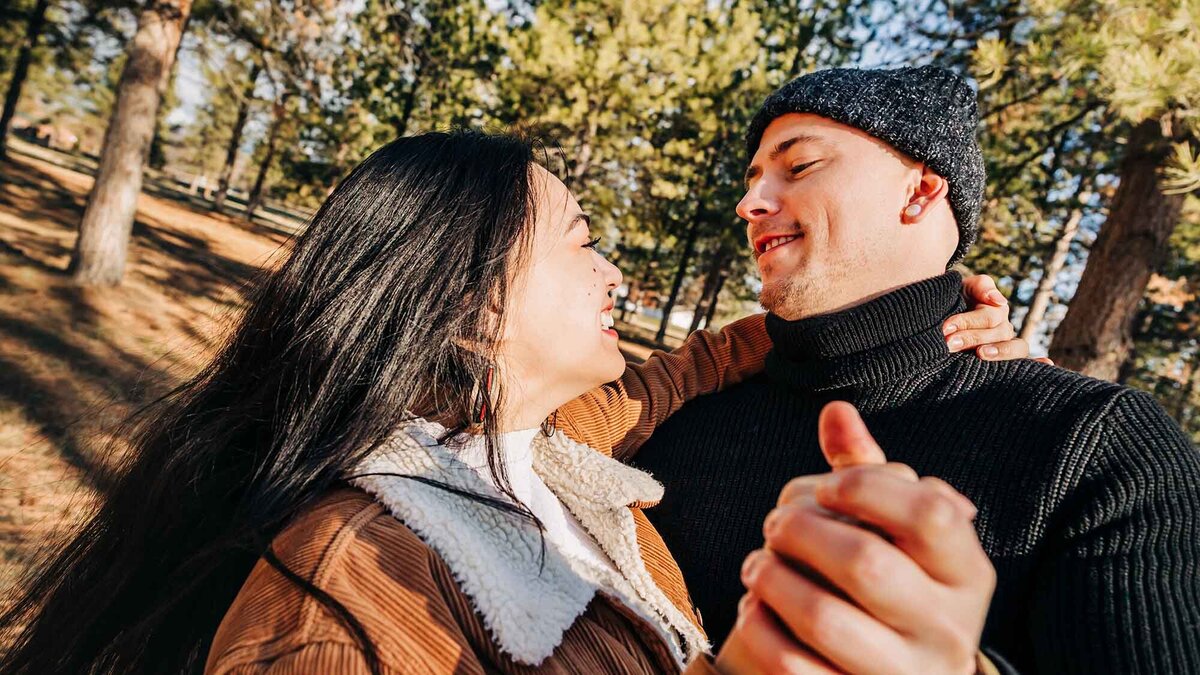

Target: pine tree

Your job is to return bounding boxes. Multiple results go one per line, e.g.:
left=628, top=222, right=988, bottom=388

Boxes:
left=69, top=0, right=193, bottom=286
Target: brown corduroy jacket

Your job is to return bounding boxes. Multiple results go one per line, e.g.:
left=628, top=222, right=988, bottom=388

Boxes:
left=205, top=315, right=774, bottom=675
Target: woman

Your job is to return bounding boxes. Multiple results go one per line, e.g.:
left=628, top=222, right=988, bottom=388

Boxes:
left=0, top=131, right=1023, bottom=674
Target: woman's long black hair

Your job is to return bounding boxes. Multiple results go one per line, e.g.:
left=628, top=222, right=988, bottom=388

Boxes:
left=0, top=130, right=548, bottom=674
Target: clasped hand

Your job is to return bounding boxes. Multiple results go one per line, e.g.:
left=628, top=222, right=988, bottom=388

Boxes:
left=715, top=402, right=996, bottom=675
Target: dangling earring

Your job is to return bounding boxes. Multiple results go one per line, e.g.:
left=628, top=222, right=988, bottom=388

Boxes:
left=903, top=203, right=923, bottom=219
left=541, top=410, right=558, bottom=437
left=472, top=365, right=495, bottom=424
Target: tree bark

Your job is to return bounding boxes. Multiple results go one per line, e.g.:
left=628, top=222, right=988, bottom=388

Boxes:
left=1179, top=359, right=1199, bottom=432
left=570, top=118, right=598, bottom=187
left=244, top=97, right=285, bottom=223
left=1018, top=204, right=1085, bottom=342
left=0, top=0, right=51, bottom=161
left=69, top=0, right=193, bottom=285
left=703, top=272, right=728, bottom=329
left=395, top=64, right=423, bottom=138
left=689, top=246, right=728, bottom=334
left=619, top=239, right=663, bottom=322
left=213, top=61, right=261, bottom=213
left=1048, top=119, right=1187, bottom=380
left=656, top=219, right=701, bottom=344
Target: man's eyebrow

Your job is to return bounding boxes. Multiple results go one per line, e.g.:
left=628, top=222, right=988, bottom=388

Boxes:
left=768, top=134, right=826, bottom=160
left=744, top=166, right=761, bottom=188
left=744, top=134, right=828, bottom=187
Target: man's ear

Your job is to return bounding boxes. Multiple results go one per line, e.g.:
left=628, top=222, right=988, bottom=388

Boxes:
left=902, top=167, right=950, bottom=223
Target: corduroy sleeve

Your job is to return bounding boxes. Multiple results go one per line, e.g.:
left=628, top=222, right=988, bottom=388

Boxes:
left=556, top=313, right=773, bottom=462
left=1027, top=390, right=1200, bottom=674
left=205, top=499, right=488, bottom=675
left=217, top=642, right=402, bottom=675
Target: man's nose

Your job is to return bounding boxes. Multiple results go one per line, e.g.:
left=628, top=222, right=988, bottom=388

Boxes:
left=736, top=183, right=781, bottom=222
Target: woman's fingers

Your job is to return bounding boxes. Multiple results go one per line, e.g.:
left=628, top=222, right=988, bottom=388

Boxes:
left=813, top=468, right=994, bottom=589
left=961, top=273, right=1007, bottom=307
left=741, top=550, right=907, bottom=674
left=717, top=593, right=841, bottom=675
left=945, top=307, right=1015, bottom=354
left=975, top=337, right=1030, bottom=361
left=777, top=462, right=918, bottom=507
left=761, top=502, right=937, bottom=631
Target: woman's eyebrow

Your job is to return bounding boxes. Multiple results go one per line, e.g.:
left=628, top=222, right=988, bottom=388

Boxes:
left=568, top=213, right=591, bottom=231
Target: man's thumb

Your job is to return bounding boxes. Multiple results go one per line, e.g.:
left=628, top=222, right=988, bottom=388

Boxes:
left=818, top=401, right=887, bottom=470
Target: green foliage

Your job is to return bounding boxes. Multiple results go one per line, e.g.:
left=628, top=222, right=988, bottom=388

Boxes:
left=16, top=0, right=1197, bottom=429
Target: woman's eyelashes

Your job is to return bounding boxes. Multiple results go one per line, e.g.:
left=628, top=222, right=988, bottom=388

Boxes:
left=584, top=236, right=602, bottom=251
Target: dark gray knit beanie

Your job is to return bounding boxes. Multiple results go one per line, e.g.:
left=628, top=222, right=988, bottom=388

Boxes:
left=745, top=65, right=985, bottom=265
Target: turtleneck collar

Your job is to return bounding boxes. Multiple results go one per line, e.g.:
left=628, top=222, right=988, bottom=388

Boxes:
left=765, top=271, right=966, bottom=392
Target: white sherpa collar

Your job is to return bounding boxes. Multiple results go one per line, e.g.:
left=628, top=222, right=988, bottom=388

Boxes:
left=350, top=419, right=708, bottom=667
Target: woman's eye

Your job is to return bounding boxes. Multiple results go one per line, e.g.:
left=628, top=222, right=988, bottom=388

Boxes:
left=584, top=236, right=602, bottom=251
left=790, top=161, right=817, bottom=176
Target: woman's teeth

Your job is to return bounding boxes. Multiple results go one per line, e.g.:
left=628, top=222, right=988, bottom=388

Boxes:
left=764, top=235, right=798, bottom=252
left=600, top=311, right=615, bottom=330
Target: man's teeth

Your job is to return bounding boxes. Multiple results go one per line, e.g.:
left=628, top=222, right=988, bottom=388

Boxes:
left=764, top=235, right=798, bottom=252
left=600, top=311, right=615, bottom=330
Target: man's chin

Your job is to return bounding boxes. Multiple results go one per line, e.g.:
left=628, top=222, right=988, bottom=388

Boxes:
left=758, top=279, right=797, bottom=316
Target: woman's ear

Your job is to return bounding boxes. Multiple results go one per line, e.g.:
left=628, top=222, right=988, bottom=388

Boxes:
left=902, top=168, right=950, bottom=223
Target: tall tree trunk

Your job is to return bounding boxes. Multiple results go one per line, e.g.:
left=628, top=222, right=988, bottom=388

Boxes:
left=569, top=119, right=598, bottom=187
left=1179, top=358, right=1199, bottom=432
left=689, top=246, right=728, bottom=334
left=1018, top=168, right=1091, bottom=343
left=703, top=272, right=728, bottom=329
left=244, top=98, right=284, bottom=223
left=394, top=64, right=423, bottom=138
left=213, top=61, right=261, bottom=213
left=0, top=0, right=52, bottom=161
left=1048, top=119, right=1186, bottom=379
left=1018, top=207, right=1082, bottom=343
left=619, top=239, right=663, bottom=322
left=656, top=219, right=701, bottom=344
left=69, top=0, right=193, bottom=286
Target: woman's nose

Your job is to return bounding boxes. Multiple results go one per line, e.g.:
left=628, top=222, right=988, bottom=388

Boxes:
left=601, top=255, right=623, bottom=291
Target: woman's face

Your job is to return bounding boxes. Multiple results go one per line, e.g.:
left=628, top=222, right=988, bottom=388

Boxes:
left=497, top=166, right=625, bottom=425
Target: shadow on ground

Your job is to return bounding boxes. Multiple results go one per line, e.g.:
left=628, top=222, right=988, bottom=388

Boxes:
left=0, top=153, right=291, bottom=588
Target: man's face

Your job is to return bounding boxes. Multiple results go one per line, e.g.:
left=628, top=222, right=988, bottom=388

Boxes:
left=738, top=113, right=952, bottom=320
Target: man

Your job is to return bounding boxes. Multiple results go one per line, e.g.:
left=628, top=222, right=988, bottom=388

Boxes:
left=632, top=66, right=1200, bottom=673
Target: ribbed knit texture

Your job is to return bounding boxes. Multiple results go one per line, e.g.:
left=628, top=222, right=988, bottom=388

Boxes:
left=633, top=272, right=1200, bottom=674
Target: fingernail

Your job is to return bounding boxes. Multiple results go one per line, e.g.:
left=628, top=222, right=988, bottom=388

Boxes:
left=763, top=509, right=782, bottom=539
left=981, top=345, right=999, bottom=358
left=741, top=551, right=763, bottom=585
left=943, top=322, right=958, bottom=336
left=987, top=291, right=1007, bottom=305
left=735, top=595, right=754, bottom=627
left=948, top=336, right=964, bottom=352
left=815, top=474, right=840, bottom=501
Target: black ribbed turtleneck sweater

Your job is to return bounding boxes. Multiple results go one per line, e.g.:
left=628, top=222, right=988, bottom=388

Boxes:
left=633, top=272, right=1200, bottom=674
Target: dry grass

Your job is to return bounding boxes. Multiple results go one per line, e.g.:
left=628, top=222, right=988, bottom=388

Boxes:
left=0, top=149, right=294, bottom=594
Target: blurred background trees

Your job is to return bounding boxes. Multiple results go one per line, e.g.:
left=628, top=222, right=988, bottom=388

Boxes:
left=0, top=0, right=1196, bottom=437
